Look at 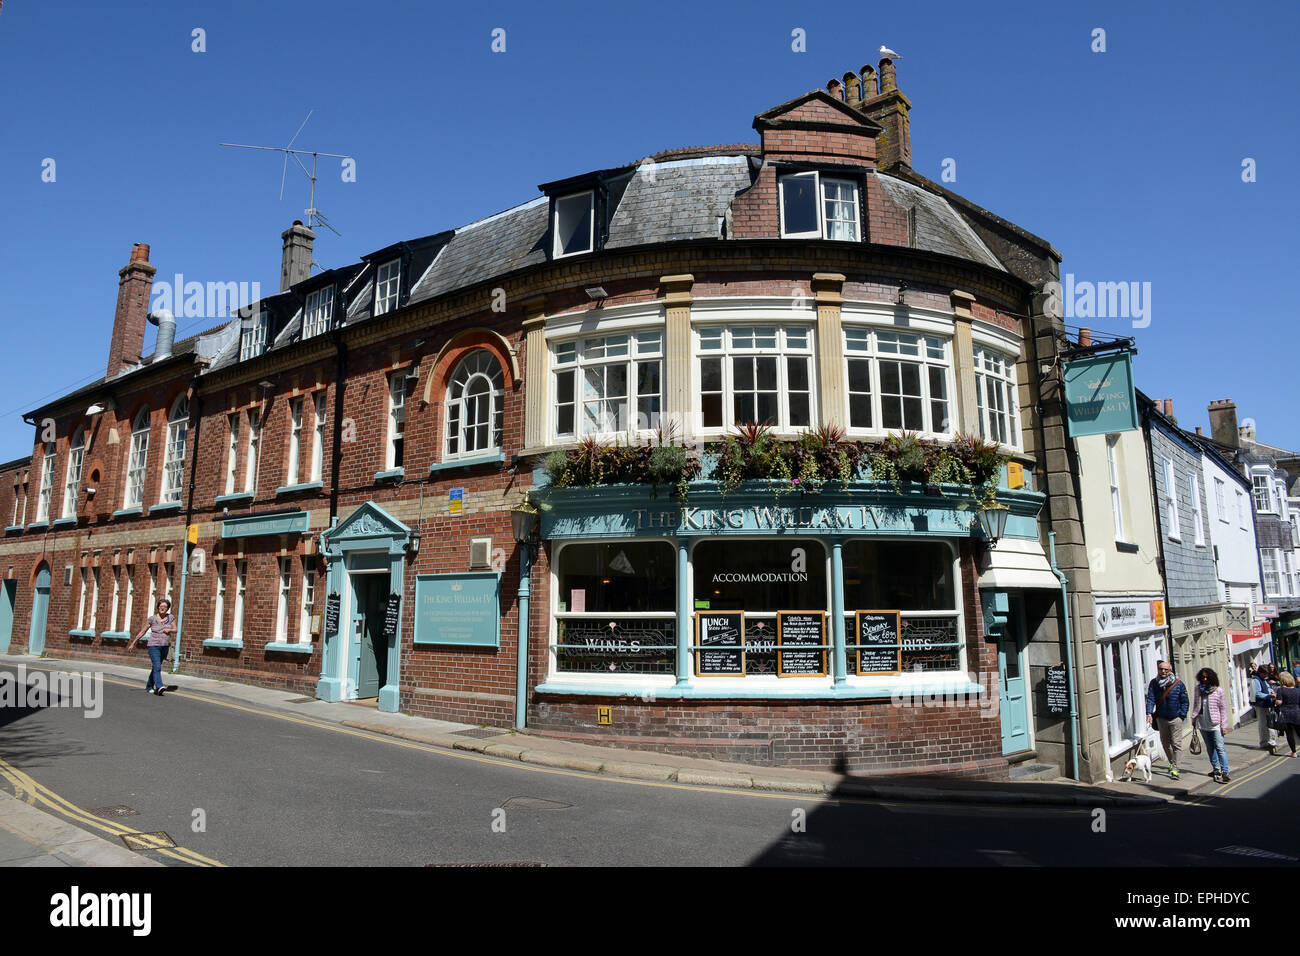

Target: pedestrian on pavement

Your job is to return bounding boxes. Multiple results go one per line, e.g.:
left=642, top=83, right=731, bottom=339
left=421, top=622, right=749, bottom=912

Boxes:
left=1253, top=664, right=1279, bottom=754
left=127, top=599, right=176, bottom=696
left=1190, top=667, right=1231, bottom=783
left=1276, top=672, right=1300, bottom=758
left=1145, top=660, right=1189, bottom=779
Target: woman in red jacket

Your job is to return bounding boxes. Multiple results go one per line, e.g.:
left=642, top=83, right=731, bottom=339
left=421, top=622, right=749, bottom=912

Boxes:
left=1189, top=668, right=1231, bottom=783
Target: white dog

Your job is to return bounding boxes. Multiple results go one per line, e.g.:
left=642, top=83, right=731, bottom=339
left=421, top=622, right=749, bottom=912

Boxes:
left=1122, top=753, right=1153, bottom=782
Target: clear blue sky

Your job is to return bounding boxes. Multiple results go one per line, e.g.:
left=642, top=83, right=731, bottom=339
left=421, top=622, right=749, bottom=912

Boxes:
left=1, top=0, right=1296, bottom=456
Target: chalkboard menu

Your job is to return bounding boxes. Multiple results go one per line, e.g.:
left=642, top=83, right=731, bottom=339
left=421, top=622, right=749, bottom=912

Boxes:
left=777, top=611, right=827, bottom=677
left=324, top=593, right=341, bottom=635
left=382, top=593, right=401, bottom=639
left=696, top=612, right=745, bottom=676
left=855, top=610, right=901, bottom=676
left=1045, top=663, right=1069, bottom=715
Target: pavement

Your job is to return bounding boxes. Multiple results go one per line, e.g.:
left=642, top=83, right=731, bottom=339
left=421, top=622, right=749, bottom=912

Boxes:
left=0, top=650, right=1284, bottom=864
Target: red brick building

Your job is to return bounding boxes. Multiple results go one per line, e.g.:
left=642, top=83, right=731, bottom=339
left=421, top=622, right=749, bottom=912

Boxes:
left=0, top=58, right=1111, bottom=778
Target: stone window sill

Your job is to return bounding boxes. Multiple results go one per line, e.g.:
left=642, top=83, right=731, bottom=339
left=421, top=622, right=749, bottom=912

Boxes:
left=100, top=631, right=132, bottom=642
left=214, top=492, right=254, bottom=507
left=265, top=641, right=314, bottom=654
left=4, top=525, right=22, bottom=534
left=68, top=629, right=97, bottom=640
left=25, top=521, right=49, bottom=531
left=429, top=452, right=504, bottom=474
left=51, top=517, right=77, bottom=528
left=276, top=481, right=324, bottom=497
left=373, top=468, right=405, bottom=483
left=112, top=507, right=143, bottom=519
left=149, top=502, right=181, bottom=514
left=203, top=638, right=244, bottom=650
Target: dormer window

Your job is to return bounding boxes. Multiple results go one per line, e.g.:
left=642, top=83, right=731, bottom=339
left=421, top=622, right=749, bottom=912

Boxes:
left=778, top=172, right=860, bottom=241
left=553, top=191, right=595, bottom=258
left=374, top=259, right=400, bottom=316
left=240, top=311, right=268, bottom=361
left=303, top=287, right=334, bottom=338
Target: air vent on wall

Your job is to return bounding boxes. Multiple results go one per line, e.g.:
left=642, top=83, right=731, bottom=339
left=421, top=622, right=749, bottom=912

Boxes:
left=469, top=537, right=491, bottom=570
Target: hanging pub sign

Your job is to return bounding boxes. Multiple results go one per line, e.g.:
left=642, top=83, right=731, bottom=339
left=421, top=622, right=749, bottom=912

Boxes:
left=776, top=611, right=827, bottom=677
left=382, top=593, right=401, bottom=639
left=1045, top=663, right=1069, bottom=715
left=1063, top=351, right=1139, bottom=438
left=324, top=593, right=341, bottom=635
left=855, top=611, right=902, bottom=676
left=696, top=612, right=745, bottom=676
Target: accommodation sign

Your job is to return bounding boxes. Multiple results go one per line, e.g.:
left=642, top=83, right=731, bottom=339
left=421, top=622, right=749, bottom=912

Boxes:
left=1063, top=352, right=1139, bottom=437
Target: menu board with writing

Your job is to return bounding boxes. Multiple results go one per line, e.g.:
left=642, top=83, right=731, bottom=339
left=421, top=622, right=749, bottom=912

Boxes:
left=855, top=610, right=901, bottom=676
left=1045, top=663, right=1069, bottom=715
left=382, top=593, right=401, bottom=639
left=696, top=612, right=745, bottom=676
left=777, top=611, right=827, bottom=677
left=324, top=593, right=341, bottom=635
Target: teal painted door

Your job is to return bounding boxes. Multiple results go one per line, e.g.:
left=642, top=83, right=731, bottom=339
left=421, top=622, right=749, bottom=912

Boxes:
left=0, top=579, right=15, bottom=653
left=353, top=576, right=387, bottom=698
left=29, top=564, right=51, bottom=656
left=997, top=600, right=1029, bottom=754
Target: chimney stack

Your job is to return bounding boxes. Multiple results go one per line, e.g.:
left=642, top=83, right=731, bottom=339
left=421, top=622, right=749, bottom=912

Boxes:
left=1195, top=426, right=1203, bottom=436
left=281, top=220, right=316, bottom=292
left=108, top=243, right=156, bottom=379
left=1163, top=399, right=1176, bottom=421
left=1207, top=399, right=1239, bottom=448
left=858, top=55, right=912, bottom=170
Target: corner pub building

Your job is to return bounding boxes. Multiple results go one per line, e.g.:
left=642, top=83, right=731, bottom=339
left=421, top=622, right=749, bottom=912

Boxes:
left=0, top=57, right=1112, bottom=779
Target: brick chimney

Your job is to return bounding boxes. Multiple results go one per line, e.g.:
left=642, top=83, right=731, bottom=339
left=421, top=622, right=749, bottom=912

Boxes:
left=108, top=243, right=156, bottom=379
left=857, top=56, right=912, bottom=170
left=280, top=220, right=315, bottom=292
left=1208, top=399, right=1239, bottom=448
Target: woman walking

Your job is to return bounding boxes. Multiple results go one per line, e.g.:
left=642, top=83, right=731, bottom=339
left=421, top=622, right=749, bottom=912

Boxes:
left=1275, top=672, right=1300, bottom=757
left=127, top=599, right=176, bottom=696
left=1190, top=667, right=1232, bottom=783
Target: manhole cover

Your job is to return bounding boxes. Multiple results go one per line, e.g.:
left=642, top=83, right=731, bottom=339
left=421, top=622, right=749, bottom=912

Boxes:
left=89, top=805, right=139, bottom=819
left=426, top=862, right=547, bottom=867
left=1216, top=845, right=1298, bottom=862
left=454, top=728, right=504, bottom=739
left=500, top=796, right=572, bottom=810
left=121, top=831, right=177, bottom=852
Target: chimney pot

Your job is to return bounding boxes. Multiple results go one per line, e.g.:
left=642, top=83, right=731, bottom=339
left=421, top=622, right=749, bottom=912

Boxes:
left=1195, top=426, right=1203, bottom=436
left=879, top=57, right=898, bottom=94
left=1079, top=328, right=1091, bottom=347
left=827, top=78, right=843, bottom=100
left=843, top=72, right=861, bottom=106
left=860, top=65, right=878, bottom=99
left=130, top=243, right=150, bottom=264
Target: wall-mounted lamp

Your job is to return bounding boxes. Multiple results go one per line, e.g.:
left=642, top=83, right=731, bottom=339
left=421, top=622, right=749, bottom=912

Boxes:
left=257, top=379, right=276, bottom=389
left=585, top=286, right=608, bottom=301
left=406, top=532, right=421, bottom=556
left=977, top=502, right=1010, bottom=547
left=85, top=398, right=114, bottom=416
left=85, top=487, right=97, bottom=498
left=896, top=281, right=909, bottom=306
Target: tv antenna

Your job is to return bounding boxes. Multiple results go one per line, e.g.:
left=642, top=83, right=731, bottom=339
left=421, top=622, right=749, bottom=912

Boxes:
left=221, top=110, right=350, bottom=237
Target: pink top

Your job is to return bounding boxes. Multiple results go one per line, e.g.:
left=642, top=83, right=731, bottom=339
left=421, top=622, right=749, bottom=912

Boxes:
left=1189, top=685, right=1228, bottom=731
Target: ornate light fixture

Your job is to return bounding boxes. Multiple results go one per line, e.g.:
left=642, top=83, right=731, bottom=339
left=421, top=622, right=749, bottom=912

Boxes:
left=977, top=501, right=1010, bottom=546
left=510, top=497, right=539, bottom=545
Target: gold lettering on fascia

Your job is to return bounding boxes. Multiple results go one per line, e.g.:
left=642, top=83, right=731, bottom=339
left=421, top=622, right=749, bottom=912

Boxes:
left=628, top=506, right=967, bottom=532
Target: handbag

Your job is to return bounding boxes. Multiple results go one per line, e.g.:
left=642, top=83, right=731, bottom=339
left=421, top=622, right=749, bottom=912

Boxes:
left=1189, top=729, right=1203, bottom=755
left=1269, top=706, right=1285, bottom=732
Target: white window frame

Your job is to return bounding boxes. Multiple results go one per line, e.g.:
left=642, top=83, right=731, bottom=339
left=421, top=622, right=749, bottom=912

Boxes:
left=164, top=561, right=174, bottom=603
left=232, top=559, right=247, bottom=640
left=303, top=287, right=334, bottom=339
left=124, top=410, right=150, bottom=509
left=147, top=564, right=158, bottom=620
left=552, top=332, right=662, bottom=441
left=1107, top=434, right=1126, bottom=542
left=842, top=326, right=951, bottom=438
left=691, top=325, right=818, bottom=436
left=552, top=191, right=595, bottom=259
left=1263, top=549, right=1281, bottom=598
left=88, top=566, right=99, bottom=631
left=224, top=413, right=239, bottom=496
left=446, top=350, right=505, bottom=458
left=972, top=346, right=1021, bottom=449
left=160, top=397, right=188, bottom=504
left=35, top=442, right=55, bottom=522
left=777, top=171, right=860, bottom=241
left=1162, top=458, right=1181, bottom=541
left=123, top=562, right=134, bottom=633
left=374, top=259, right=400, bottom=315
left=275, top=557, right=291, bottom=642
left=240, top=311, right=268, bottom=361
left=1215, top=478, right=1227, bottom=523
left=310, top=392, right=326, bottom=483
left=213, top=561, right=225, bottom=638
left=243, top=408, right=260, bottom=494
left=386, top=372, right=406, bottom=471
left=1254, top=473, right=1275, bottom=513
left=1189, top=473, right=1205, bottom=546
left=77, top=568, right=88, bottom=630
left=299, top=559, right=316, bottom=644
left=62, top=429, right=85, bottom=519
left=1238, top=489, right=1248, bottom=529
left=287, top=397, right=303, bottom=487
left=109, top=564, right=121, bottom=632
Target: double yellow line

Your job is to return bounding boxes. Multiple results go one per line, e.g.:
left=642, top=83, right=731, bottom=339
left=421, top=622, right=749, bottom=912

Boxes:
left=1186, top=754, right=1290, bottom=804
left=0, top=755, right=224, bottom=867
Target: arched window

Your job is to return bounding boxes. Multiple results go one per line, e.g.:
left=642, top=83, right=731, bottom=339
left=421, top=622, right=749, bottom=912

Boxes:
left=161, top=397, right=188, bottom=504
left=62, top=428, right=85, bottom=518
left=445, top=350, right=504, bottom=459
left=124, top=409, right=150, bottom=508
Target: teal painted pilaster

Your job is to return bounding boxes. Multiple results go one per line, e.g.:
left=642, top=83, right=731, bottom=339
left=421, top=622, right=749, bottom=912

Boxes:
left=377, top=552, right=403, bottom=713
left=831, top=539, right=846, bottom=684
left=515, top=542, right=531, bottom=729
left=676, top=538, right=690, bottom=685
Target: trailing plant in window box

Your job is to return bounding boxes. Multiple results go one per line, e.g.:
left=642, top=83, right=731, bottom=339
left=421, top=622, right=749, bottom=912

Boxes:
left=711, top=422, right=870, bottom=497
left=542, top=426, right=700, bottom=500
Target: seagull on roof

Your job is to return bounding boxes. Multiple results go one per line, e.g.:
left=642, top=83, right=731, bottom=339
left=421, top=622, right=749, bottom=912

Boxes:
left=879, top=45, right=902, bottom=58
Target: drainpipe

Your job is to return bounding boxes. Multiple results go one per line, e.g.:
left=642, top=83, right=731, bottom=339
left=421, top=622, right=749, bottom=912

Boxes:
left=515, top=541, right=532, bottom=730
left=327, top=330, right=348, bottom=526
left=1049, top=530, right=1080, bottom=781
left=173, top=379, right=202, bottom=674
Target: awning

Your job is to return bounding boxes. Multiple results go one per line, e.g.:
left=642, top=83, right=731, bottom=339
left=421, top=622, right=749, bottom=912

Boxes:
left=977, top=537, right=1061, bottom=591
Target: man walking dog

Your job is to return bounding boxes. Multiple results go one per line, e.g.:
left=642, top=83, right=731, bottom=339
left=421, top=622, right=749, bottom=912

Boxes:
left=1146, top=660, right=1189, bottom=779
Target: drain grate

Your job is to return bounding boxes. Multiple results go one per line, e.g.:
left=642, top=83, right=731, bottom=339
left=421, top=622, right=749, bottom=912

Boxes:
left=1216, top=845, right=1298, bottom=862
left=500, top=796, right=572, bottom=811
left=89, top=805, right=139, bottom=819
left=427, top=861, right=546, bottom=867
left=121, top=831, right=177, bottom=852
left=453, top=728, right=505, bottom=739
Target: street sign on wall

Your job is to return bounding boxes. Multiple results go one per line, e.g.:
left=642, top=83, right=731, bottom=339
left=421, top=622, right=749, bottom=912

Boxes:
left=1063, top=352, right=1139, bottom=438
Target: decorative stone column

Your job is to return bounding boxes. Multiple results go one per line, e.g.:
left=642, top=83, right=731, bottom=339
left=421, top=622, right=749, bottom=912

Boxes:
left=950, top=289, right=979, bottom=435
left=521, top=295, right=549, bottom=452
left=660, top=275, right=694, bottom=433
left=813, top=273, right=846, bottom=429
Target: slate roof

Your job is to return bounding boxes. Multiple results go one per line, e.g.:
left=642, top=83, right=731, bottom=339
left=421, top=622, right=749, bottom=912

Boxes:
left=875, top=175, right=1005, bottom=271
left=408, top=198, right=549, bottom=306
left=606, top=157, right=751, bottom=248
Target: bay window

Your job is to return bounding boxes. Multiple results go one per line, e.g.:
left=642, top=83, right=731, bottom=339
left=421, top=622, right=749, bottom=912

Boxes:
left=554, top=331, right=662, bottom=439
left=973, top=346, right=1021, bottom=448
left=1263, top=549, right=1281, bottom=597
left=778, top=171, right=860, bottom=241
left=843, top=327, right=950, bottom=434
left=697, top=325, right=814, bottom=432
left=1254, top=473, right=1275, bottom=513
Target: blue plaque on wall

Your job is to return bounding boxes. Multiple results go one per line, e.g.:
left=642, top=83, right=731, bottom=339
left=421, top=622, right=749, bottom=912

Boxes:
left=414, top=572, right=501, bottom=647
left=1063, top=352, right=1139, bottom=437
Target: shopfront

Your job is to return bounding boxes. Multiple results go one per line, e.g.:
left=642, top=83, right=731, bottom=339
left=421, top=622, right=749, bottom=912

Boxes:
left=531, top=481, right=1047, bottom=774
left=1228, top=622, right=1272, bottom=719
left=1168, top=608, right=1226, bottom=691
left=1093, top=594, right=1168, bottom=759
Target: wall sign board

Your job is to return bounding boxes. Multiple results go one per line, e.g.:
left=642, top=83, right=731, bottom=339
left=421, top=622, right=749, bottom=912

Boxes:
left=696, top=612, right=745, bottom=676
left=414, top=572, right=500, bottom=647
left=776, top=611, right=827, bottom=677
left=324, top=593, right=341, bottom=635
